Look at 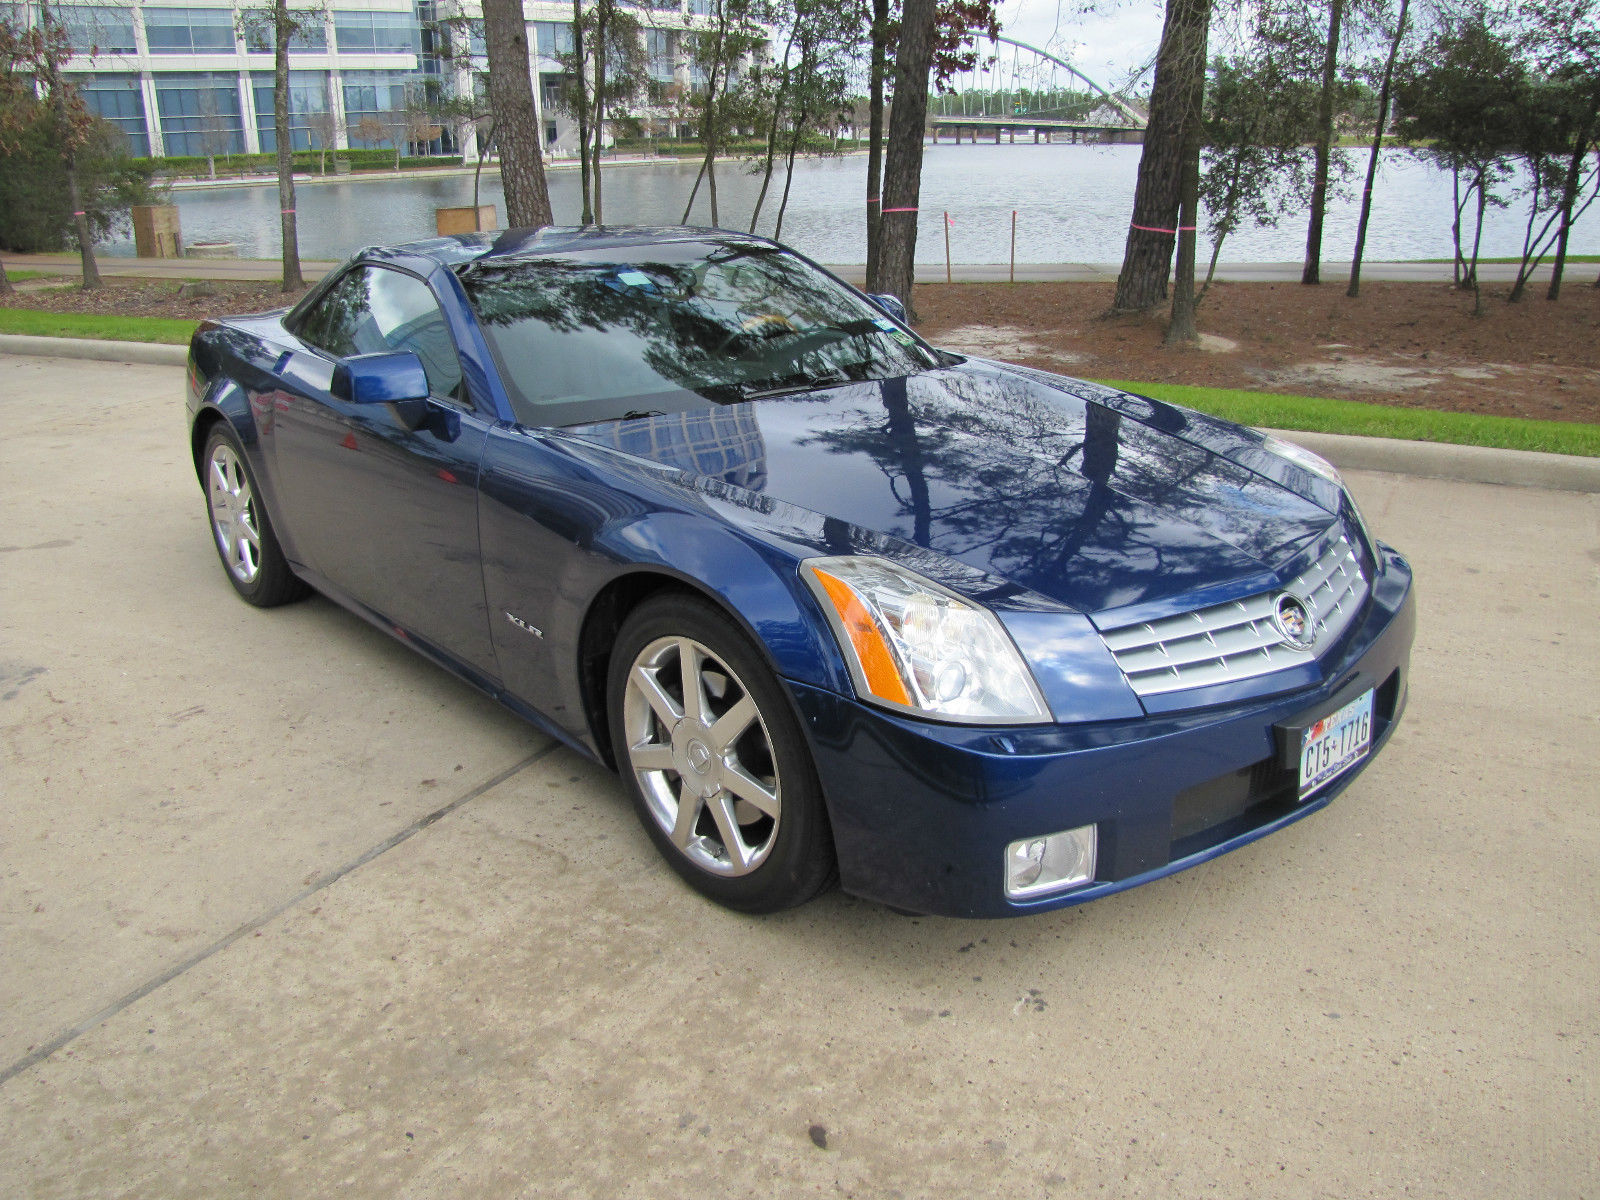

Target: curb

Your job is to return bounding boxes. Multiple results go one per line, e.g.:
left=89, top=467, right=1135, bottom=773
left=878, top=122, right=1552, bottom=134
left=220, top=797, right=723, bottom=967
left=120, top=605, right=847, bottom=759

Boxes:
left=0, top=333, right=189, bottom=367
left=2, top=335, right=1595, bottom=493
left=1260, top=428, right=1600, bottom=494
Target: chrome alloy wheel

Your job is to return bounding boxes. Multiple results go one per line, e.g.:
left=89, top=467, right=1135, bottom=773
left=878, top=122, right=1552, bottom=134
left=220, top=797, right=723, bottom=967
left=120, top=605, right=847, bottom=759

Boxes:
left=207, top=441, right=263, bottom=585
left=622, top=635, right=782, bottom=876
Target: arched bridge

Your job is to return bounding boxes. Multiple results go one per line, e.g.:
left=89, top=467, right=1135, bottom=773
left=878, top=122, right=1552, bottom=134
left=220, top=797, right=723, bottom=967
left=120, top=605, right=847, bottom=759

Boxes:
left=928, top=36, right=1148, bottom=145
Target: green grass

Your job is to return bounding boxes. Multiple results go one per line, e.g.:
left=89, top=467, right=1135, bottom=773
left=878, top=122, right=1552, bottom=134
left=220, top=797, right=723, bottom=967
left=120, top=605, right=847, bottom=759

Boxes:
left=0, top=308, right=196, bottom=345
left=1414, top=255, right=1600, bottom=264
left=1096, top=378, right=1600, bottom=458
left=1, top=309, right=1593, bottom=457
left=2, top=270, right=59, bottom=283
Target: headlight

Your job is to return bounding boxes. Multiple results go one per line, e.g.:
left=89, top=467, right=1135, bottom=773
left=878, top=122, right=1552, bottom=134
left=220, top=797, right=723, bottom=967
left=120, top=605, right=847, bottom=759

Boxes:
left=802, top=555, right=1051, bottom=724
left=1262, top=433, right=1377, bottom=546
left=1262, top=432, right=1343, bottom=487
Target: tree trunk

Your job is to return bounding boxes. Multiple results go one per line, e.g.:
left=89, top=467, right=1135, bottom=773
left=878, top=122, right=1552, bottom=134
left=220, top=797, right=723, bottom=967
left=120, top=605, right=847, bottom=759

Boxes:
left=774, top=96, right=808, bottom=240
left=591, top=6, right=607, bottom=224
left=37, top=0, right=100, bottom=288
left=1347, top=0, right=1407, bottom=298
left=474, top=121, right=496, bottom=211
left=1470, top=171, right=1487, bottom=315
left=1303, top=0, right=1346, bottom=285
left=864, top=0, right=889, bottom=291
left=750, top=28, right=797, bottom=232
left=1165, top=85, right=1202, bottom=343
left=482, top=0, right=554, bottom=228
left=1547, top=120, right=1594, bottom=302
left=876, top=0, right=936, bottom=321
left=274, top=0, right=303, bottom=291
left=574, top=0, right=593, bottom=224
left=684, top=8, right=725, bottom=225
left=0, top=260, right=12, bottom=295
left=1112, top=0, right=1211, bottom=312
left=64, top=155, right=101, bottom=289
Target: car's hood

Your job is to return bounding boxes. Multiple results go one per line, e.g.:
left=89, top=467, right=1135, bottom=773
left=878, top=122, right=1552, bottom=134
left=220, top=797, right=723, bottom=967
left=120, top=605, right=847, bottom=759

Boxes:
left=564, top=362, right=1340, bottom=615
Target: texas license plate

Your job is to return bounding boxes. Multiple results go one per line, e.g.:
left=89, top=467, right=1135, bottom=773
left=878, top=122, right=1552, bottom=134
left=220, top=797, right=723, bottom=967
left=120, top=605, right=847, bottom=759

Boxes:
left=1299, top=690, right=1374, bottom=799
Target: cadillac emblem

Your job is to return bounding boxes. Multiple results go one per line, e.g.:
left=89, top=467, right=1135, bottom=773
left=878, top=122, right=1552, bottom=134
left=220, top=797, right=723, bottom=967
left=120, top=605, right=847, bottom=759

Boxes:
left=1272, top=593, right=1318, bottom=651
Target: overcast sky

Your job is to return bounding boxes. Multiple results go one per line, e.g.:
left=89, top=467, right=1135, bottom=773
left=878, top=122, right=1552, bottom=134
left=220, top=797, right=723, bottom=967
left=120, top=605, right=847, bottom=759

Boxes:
left=988, top=0, right=1168, bottom=91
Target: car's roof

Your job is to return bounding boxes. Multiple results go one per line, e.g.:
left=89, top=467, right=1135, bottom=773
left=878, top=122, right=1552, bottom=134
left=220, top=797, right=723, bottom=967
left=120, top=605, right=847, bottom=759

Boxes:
left=363, top=225, right=774, bottom=272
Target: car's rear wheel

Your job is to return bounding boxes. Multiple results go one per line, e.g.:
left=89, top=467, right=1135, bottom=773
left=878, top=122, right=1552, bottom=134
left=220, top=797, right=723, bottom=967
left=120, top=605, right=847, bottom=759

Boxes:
left=608, top=593, right=835, bottom=913
left=202, top=425, right=308, bottom=607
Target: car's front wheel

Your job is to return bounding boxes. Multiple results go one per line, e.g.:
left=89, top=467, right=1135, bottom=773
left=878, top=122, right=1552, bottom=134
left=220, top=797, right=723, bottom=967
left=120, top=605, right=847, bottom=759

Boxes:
left=202, top=425, right=308, bottom=607
left=608, top=593, right=835, bottom=912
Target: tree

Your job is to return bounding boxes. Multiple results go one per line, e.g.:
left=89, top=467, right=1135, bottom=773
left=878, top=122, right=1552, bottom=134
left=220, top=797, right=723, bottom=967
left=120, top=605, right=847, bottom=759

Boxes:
left=1199, top=55, right=1319, bottom=299
left=681, top=0, right=768, bottom=225
left=481, top=0, right=554, bottom=228
left=30, top=0, right=104, bottom=287
left=1394, top=12, right=1525, bottom=313
left=1163, top=0, right=1217, bottom=343
left=306, top=85, right=340, bottom=174
left=863, top=0, right=889, bottom=289
left=1112, top=0, right=1213, bottom=312
left=239, top=2, right=322, bottom=291
left=1523, top=0, right=1600, bottom=300
left=1301, top=0, right=1346, bottom=284
left=875, top=0, right=936, bottom=319
left=863, top=0, right=997, bottom=290
left=1348, top=0, right=1411, bottom=297
left=750, top=0, right=856, bottom=238
left=575, top=0, right=649, bottom=223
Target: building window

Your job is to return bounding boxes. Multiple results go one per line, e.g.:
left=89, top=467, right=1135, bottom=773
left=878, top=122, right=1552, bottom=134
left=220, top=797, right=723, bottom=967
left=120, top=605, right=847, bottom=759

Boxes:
left=333, top=10, right=420, bottom=55
left=533, top=21, right=572, bottom=62
left=645, top=28, right=673, bottom=82
left=59, top=5, right=138, bottom=54
left=342, top=69, right=412, bottom=147
left=144, top=8, right=238, bottom=54
left=154, top=71, right=245, bottom=156
left=78, top=72, right=150, bottom=154
left=251, top=69, right=330, bottom=152
left=539, top=71, right=565, bottom=112
left=243, top=12, right=328, bottom=53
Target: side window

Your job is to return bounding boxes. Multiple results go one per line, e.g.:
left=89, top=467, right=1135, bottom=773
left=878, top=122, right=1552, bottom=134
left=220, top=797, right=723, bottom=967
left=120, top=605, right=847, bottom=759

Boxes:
left=296, top=265, right=465, bottom=403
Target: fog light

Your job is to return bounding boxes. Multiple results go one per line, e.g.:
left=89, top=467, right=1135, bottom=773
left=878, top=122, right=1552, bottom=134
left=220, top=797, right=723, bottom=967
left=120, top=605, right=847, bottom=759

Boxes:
left=1005, top=825, right=1097, bottom=900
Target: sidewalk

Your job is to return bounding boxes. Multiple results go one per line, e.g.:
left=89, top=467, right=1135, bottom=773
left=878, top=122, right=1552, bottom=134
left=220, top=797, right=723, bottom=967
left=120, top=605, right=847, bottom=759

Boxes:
left=4, top=251, right=1570, bottom=286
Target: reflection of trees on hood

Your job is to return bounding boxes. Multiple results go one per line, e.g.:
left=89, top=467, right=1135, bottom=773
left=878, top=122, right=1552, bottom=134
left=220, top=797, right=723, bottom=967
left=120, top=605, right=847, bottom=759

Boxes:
left=800, top=368, right=1269, bottom=601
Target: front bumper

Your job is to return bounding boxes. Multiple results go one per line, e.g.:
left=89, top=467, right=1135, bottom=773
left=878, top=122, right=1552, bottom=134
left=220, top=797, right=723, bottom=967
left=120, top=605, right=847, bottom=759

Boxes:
left=789, top=548, right=1415, bottom=918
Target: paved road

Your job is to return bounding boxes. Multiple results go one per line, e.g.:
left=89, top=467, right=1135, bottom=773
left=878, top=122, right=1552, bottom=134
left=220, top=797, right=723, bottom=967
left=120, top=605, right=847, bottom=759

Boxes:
left=1, top=356, right=1595, bottom=1198
left=6, top=249, right=1579, bottom=285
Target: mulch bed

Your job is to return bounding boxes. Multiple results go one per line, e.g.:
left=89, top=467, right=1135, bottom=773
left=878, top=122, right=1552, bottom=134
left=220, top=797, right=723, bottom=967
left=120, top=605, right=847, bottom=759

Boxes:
left=8, top=274, right=1599, bottom=425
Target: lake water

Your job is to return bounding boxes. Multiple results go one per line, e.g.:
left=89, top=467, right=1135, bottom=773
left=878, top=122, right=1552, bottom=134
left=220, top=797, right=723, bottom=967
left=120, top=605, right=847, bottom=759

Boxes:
left=104, top=142, right=1600, bottom=266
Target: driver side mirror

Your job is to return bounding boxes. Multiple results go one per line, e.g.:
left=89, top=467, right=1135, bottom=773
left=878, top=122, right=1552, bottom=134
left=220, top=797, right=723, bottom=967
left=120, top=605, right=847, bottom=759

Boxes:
left=867, top=293, right=908, bottom=325
left=331, top=351, right=430, bottom=405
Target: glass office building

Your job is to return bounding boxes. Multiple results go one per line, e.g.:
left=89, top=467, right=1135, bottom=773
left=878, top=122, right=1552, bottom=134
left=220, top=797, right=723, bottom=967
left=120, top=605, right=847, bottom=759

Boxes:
left=40, top=0, right=721, bottom=160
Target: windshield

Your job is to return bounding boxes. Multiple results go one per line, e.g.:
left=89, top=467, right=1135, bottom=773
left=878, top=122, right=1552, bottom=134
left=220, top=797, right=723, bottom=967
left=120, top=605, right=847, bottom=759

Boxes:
left=460, top=239, right=942, bottom=427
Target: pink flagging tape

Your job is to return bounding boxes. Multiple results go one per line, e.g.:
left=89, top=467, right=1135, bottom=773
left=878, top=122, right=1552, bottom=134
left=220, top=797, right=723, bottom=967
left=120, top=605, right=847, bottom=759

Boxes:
left=881, top=206, right=918, bottom=213
left=1130, top=222, right=1197, bottom=233
left=282, top=208, right=296, bottom=214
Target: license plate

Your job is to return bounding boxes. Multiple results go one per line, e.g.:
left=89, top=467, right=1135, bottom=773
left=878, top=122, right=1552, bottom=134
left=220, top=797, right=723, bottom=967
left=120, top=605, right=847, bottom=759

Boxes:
left=1299, top=690, right=1374, bottom=799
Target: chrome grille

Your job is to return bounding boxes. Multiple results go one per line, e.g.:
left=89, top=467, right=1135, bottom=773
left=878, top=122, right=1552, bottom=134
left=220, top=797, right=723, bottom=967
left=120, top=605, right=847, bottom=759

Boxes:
left=1098, top=534, right=1369, bottom=698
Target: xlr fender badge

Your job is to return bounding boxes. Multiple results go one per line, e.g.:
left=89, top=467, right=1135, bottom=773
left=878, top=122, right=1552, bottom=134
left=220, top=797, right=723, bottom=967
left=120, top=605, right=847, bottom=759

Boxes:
left=504, top=611, right=543, bottom=638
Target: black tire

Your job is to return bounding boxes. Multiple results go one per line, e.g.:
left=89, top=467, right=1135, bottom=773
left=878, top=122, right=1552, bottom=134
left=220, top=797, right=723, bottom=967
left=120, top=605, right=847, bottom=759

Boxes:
left=607, top=593, right=836, bottom=913
left=201, top=425, right=309, bottom=608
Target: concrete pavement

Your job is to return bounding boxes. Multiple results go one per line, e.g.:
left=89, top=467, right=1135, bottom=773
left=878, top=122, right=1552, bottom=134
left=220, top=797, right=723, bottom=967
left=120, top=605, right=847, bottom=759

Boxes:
left=1, top=355, right=1595, bottom=1197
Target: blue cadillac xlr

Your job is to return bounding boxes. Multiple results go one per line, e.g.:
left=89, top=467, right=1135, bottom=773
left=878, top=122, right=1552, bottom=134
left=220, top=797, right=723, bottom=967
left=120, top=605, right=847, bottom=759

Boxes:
left=184, top=226, right=1414, bottom=918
